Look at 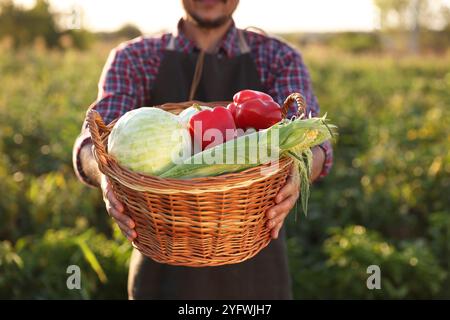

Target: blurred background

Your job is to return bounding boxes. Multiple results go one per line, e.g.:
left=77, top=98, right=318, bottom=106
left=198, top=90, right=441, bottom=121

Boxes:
left=0, top=0, right=449, bottom=299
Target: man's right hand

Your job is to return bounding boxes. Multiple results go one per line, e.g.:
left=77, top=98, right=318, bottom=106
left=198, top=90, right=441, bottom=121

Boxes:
left=100, top=174, right=137, bottom=241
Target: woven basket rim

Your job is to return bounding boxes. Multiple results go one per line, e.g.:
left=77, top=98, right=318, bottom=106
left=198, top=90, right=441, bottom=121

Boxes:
left=106, top=155, right=293, bottom=193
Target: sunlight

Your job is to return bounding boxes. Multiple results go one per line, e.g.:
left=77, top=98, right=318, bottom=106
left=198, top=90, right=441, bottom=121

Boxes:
left=15, top=0, right=379, bottom=33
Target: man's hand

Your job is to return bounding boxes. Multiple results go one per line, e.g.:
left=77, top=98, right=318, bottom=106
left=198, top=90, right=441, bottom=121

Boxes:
left=100, top=175, right=137, bottom=241
left=80, top=140, right=138, bottom=241
left=266, top=166, right=300, bottom=239
left=266, top=146, right=325, bottom=239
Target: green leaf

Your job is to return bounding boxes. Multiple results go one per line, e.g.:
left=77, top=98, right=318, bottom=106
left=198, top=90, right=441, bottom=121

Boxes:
left=288, top=148, right=312, bottom=218
left=75, top=238, right=107, bottom=284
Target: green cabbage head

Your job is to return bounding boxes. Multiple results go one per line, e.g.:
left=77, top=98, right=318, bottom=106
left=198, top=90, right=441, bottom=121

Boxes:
left=108, top=107, right=192, bottom=175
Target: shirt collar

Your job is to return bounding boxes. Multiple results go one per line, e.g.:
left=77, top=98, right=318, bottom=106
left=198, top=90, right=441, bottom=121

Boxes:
left=173, top=19, right=240, bottom=58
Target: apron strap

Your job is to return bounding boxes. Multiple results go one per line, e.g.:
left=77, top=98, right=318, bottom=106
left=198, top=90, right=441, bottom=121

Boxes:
left=173, top=29, right=251, bottom=100
left=189, top=30, right=251, bottom=100
left=238, top=29, right=251, bottom=54
left=189, top=50, right=205, bottom=101
left=165, top=32, right=204, bottom=101
left=166, top=34, right=176, bottom=51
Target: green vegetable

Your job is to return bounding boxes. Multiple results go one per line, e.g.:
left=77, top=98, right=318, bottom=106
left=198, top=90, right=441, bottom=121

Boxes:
left=108, top=107, right=192, bottom=175
left=160, top=115, right=336, bottom=215
left=160, top=116, right=335, bottom=179
left=178, top=105, right=212, bottom=126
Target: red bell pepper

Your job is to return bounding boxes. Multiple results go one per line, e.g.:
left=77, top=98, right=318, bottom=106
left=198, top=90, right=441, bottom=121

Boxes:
left=189, top=106, right=236, bottom=151
left=233, top=89, right=273, bottom=104
left=233, top=90, right=282, bottom=130
left=227, top=102, right=237, bottom=120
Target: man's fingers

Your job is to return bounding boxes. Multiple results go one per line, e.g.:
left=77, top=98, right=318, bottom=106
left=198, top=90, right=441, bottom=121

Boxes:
left=267, top=209, right=288, bottom=229
left=274, top=180, right=296, bottom=204
left=101, top=175, right=124, bottom=212
left=108, top=206, right=135, bottom=228
left=120, top=228, right=135, bottom=242
left=105, top=188, right=124, bottom=212
left=267, top=195, right=298, bottom=220
left=116, top=220, right=137, bottom=240
left=271, top=222, right=283, bottom=239
left=101, top=174, right=134, bottom=239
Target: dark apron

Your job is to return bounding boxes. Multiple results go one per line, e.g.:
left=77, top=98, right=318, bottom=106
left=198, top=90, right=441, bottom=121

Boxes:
left=127, top=31, right=292, bottom=300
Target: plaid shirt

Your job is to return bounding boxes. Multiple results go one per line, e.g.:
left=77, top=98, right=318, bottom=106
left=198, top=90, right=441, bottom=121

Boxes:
left=73, top=20, right=333, bottom=186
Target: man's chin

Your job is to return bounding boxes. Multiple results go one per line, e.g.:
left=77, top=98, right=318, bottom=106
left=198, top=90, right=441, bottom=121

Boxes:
left=191, top=14, right=231, bottom=29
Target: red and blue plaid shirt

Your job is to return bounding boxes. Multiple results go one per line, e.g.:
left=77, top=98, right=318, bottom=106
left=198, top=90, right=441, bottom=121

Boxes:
left=73, top=20, right=333, bottom=186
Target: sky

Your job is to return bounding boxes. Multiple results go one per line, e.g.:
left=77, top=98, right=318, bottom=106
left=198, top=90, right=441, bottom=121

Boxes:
left=13, top=0, right=450, bottom=33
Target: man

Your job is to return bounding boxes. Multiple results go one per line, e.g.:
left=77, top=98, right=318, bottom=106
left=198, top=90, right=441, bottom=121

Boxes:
left=73, top=0, right=333, bottom=299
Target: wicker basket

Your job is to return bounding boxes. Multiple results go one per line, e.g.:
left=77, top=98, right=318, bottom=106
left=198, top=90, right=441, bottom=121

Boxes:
left=87, top=93, right=306, bottom=267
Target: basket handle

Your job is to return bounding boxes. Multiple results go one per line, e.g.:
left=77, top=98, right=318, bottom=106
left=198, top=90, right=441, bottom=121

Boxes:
left=86, top=109, right=111, bottom=172
left=281, top=93, right=306, bottom=119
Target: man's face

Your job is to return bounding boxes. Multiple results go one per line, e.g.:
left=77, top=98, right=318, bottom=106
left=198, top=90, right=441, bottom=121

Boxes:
left=182, top=0, right=239, bottom=29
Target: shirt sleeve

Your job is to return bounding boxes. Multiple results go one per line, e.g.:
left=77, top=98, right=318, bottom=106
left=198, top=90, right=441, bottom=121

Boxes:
left=267, top=44, right=333, bottom=179
left=72, top=46, right=145, bottom=187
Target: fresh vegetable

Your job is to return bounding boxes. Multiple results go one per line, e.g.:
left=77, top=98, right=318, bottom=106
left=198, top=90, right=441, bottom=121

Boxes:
left=189, top=106, right=236, bottom=151
left=160, top=115, right=336, bottom=214
left=108, top=107, right=192, bottom=175
left=178, top=105, right=211, bottom=126
left=226, top=102, right=237, bottom=119
left=233, top=89, right=273, bottom=104
left=161, top=116, right=334, bottom=179
left=232, top=89, right=282, bottom=130
left=235, top=99, right=282, bottom=130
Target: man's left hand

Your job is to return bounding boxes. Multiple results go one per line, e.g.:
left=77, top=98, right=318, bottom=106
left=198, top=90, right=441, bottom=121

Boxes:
left=266, top=146, right=325, bottom=239
left=266, top=166, right=300, bottom=239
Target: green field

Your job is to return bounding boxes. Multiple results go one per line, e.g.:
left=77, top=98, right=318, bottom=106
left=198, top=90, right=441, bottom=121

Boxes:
left=0, top=41, right=449, bottom=299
